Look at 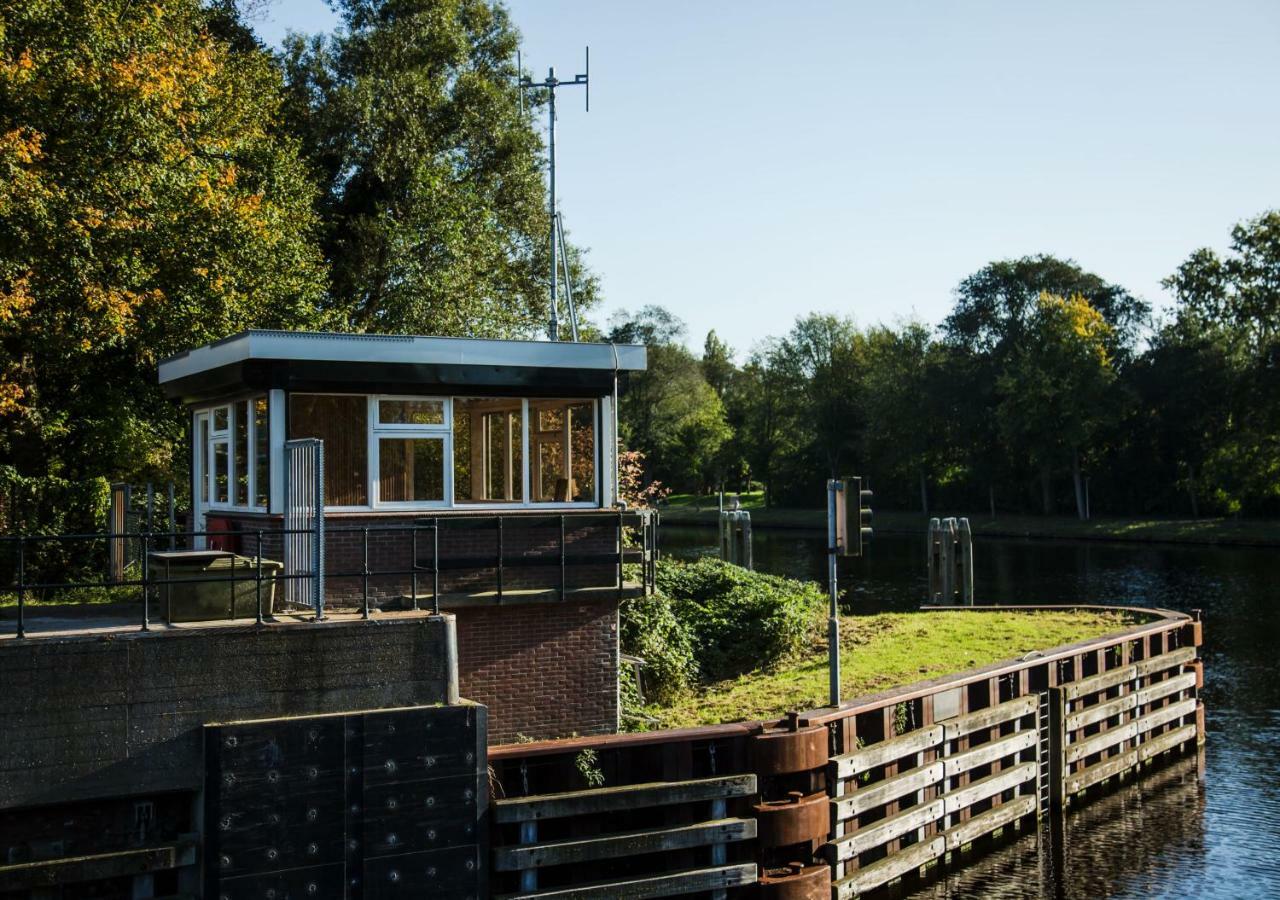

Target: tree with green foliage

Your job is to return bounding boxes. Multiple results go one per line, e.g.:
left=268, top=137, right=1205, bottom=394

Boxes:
left=1161, top=210, right=1280, bottom=514
left=995, top=293, right=1118, bottom=519
left=0, top=0, right=327, bottom=513
left=280, top=0, right=595, bottom=337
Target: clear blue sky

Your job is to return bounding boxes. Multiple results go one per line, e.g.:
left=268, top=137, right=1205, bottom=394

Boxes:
left=255, top=1, right=1280, bottom=355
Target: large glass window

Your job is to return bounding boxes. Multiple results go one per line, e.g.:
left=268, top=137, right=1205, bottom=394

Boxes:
left=453, top=398, right=523, bottom=503
left=378, top=398, right=444, bottom=426
left=530, top=399, right=596, bottom=503
left=379, top=439, right=445, bottom=502
left=234, top=400, right=250, bottom=506
left=253, top=397, right=269, bottom=508
left=289, top=394, right=368, bottom=506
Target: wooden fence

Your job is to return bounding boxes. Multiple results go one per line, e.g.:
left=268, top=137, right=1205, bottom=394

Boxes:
left=488, top=606, right=1205, bottom=899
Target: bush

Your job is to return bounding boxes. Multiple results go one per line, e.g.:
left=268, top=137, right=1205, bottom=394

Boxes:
left=655, top=558, right=823, bottom=680
left=618, top=591, right=697, bottom=705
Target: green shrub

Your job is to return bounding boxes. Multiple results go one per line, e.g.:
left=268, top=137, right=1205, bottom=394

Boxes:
left=618, top=591, right=697, bottom=705
left=656, top=558, right=823, bottom=680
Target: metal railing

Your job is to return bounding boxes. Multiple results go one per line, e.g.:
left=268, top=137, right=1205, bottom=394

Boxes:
left=1, top=510, right=659, bottom=639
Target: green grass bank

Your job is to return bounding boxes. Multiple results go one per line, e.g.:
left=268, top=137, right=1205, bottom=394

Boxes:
left=641, top=608, right=1135, bottom=729
left=659, top=491, right=1280, bottom=547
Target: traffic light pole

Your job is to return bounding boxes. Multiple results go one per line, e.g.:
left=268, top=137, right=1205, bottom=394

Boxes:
left=827, top=479, right=842, bottom=707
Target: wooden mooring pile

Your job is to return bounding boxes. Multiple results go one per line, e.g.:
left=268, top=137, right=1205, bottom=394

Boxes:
left=487, top=605, right=1204, bottom=899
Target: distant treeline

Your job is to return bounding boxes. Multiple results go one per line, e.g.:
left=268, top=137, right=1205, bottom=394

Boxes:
left=611, top=216, right=1280, bottom=519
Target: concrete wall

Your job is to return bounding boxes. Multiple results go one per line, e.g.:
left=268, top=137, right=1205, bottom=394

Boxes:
left=0, top=616, right=454, bottom=811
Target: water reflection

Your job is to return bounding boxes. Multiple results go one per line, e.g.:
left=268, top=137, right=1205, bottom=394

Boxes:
left=660, top=525, right=1280, bottom=898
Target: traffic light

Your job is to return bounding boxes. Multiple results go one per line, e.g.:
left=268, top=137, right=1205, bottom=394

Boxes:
left=855, top=478, right=873, bottom=557
left=835, top=476, right=873, bottom=557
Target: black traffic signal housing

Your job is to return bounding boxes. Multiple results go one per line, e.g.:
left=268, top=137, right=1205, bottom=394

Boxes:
left=848, top=476, right=873, bottom=557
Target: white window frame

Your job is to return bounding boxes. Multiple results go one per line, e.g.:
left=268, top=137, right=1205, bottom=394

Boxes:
left=195, top=396, right=269, bottom=513
left=524, top=398, right=600, bottom=508
left=370, top=395, right=452, bottom=510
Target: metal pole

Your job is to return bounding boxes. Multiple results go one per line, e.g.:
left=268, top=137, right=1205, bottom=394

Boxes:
left=15, top=537, right=25, bottom=639
left=361, top=526, right=370, bottom=620
left=256, top=531, right=264, bottom=625
left=432, top=517, right=440, bottom=615
left=559, top=515, right=566, bottom=602
left=166, top=482, right=176, bottom=550
left=827, top=479, right=841, bottom=707
left=411, top=526, right=419, bottom=611
left=140, top=531, right=150, bottom=632
left=547, top=69, right=559, bottom=342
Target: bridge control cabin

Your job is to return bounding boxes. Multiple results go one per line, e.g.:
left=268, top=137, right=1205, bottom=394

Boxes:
left=158, top=330, right=652, bottom=742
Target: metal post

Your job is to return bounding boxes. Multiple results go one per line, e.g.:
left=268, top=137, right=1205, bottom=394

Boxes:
left=432, top=517, right=440, bottom=615
left=617, top=510, right=624, bottom=600
left=411, top=526, right=419, bottom=611
left=496, top=517, right=504, bottom=602
left=15, top=537, right=25, bottom=640
left=559, top=515, right=566, bottom=602
left=255, top=531, right=264, bottom=625
left=547, top=69, right=558, bottom=341
left=167, top=482, right=176, bottom=550
left=827, top=479, right=841, bottom=707
left=361, top=526, right=370, bottom=620
left=140, top=531, right=150, bottom=632
left=145, top=482, right=154, bottom=535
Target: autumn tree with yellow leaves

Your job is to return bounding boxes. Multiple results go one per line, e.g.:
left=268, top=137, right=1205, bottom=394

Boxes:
left=0, top=0, right=327, bottom=517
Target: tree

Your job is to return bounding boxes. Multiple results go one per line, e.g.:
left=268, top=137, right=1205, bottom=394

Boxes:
left=609, top=308, right=730, bottom=493
left=701, top=330, right=735, bottom=398
left=0, top=0, right=327, bottom=504
left=1161, top=210, right=1280, bottom=514
left=281, top=0, right=596, bottom=337
left=995, top=293, right=1118, bottom=519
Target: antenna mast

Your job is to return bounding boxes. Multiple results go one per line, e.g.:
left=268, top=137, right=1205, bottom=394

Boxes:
left=518, top=47, right=589, bottom=342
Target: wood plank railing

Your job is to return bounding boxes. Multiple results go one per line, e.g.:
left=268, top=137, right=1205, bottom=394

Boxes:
left=492, top=774, right=758, bottom=899
left=1051, top=644, right=1200, bottom=805
left=824, top=696, right=1041, bottom=898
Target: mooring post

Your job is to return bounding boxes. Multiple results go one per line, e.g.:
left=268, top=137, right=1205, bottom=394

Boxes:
left=827, top=479, right=841, bottom=707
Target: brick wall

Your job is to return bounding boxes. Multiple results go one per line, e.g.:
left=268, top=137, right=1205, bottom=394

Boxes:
left=454, top=599, right=619, bottom=744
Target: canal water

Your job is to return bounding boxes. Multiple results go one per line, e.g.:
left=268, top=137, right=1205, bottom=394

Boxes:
left=662, top=524, right=1280, bottom=899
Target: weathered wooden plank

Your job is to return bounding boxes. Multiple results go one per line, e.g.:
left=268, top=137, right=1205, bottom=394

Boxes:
left=832, top=760, right=944, bottom=821
left=1134, top=646, right=1196, bottom=679
left=833, top=836, right=946, bottom=898
left=1135, top=697, right=1197, bottom=735
left=1066, top=748, right=1138, bottom=794
left=941, top=696, right=1039, bottom=741
left=493, top=775, right=757, bottom=823
left=1065, top=721, right=1139, bottom=764
left=943, top=730, right=1037, bottom=778
left=943, top=794, right=1037, bottom=851
left=1065, top=693, right=1138, bottom=731
left=1134, top=671, right=1197, bottom=706
left=831, top=725, right=943, bottom=780
left=492, top=818, right=756, bottom=871
left=825, top=798, right=944, bottom=861
left=941, top=761, right=1037, bottom=815
left=496, top=864, right=758, bottom=899
left=1137, top=723, right=1197, bottom=762
left=1062, top=664, right=1137, bottom=701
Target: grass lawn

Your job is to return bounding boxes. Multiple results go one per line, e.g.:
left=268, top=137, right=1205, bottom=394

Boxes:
left=659, top=491, right=1280, bottom=546
left=642, top=608, right=1136, bottom=729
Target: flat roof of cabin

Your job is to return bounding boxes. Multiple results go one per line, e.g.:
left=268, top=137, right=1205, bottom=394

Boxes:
left=158, top=330, right=648, bottom=403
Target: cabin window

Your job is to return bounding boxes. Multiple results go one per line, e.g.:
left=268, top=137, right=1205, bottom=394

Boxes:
left=198, top=397, right=270, bottom=511
left=529, top=400, right=596, bottom=503
left=372, top=395, right=448, bottom=506
left=289, top=394, right=368, bottom=506
left=453, top=398, right=524, bottom=503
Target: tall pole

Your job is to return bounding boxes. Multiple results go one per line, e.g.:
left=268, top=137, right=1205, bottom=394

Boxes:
left=827, top=479, right=841, bottom=706
left=547, top=68, right=559, bottom=341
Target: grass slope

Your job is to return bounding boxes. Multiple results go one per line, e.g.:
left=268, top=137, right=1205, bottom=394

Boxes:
left=644, top=609, right=1134, bottom=729
left=659, top=492, right=1280, bottom=546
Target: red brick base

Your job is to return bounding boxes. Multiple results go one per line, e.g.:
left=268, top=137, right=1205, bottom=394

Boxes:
left=454, top=599, right=619, bottom=744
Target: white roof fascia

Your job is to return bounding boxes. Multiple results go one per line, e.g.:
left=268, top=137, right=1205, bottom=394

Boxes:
left=159, top=331, right=648, bottom=384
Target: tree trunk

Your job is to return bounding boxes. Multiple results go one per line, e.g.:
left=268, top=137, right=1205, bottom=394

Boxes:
left=919, top=471, right=929, bottom=516
left=1040, top=466, right=1054, bottom=515
left=1072, top=449, right=1087, bottom=521
left=1186, top=464, right=1199, bottom=518
left=989, top=484, right=996, bottom=520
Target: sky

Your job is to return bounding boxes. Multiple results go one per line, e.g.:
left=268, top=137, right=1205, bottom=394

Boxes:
left=254, top=1, right=1280, bottom=355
